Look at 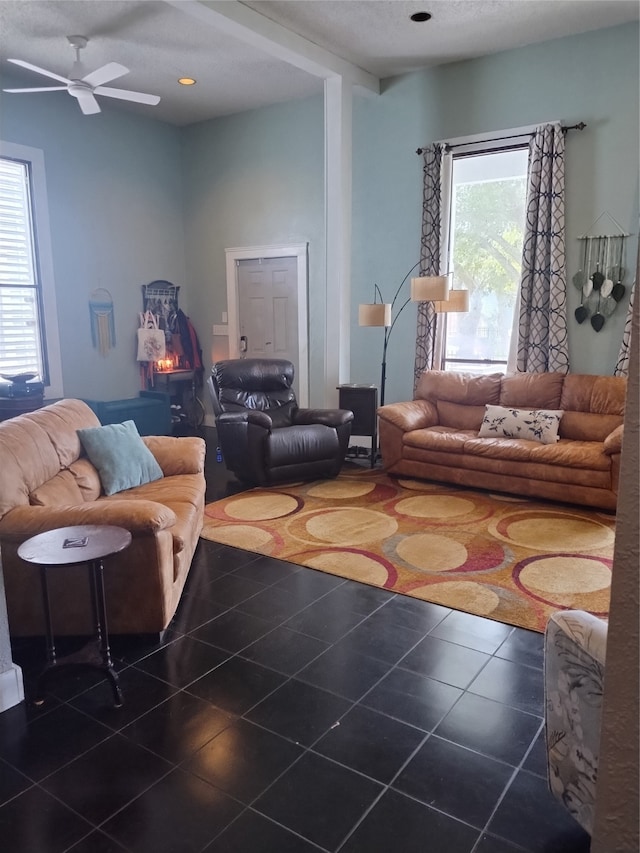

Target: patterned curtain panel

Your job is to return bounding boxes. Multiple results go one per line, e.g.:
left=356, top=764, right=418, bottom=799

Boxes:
left=516, top=124, right=570, bottom=374
left=614, top=279, right=635, bottom=377
left=414, top=144, right=445, bottom=390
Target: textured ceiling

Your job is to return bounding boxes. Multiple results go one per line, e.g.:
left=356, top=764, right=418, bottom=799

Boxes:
left=246, top=0, right=640, bottom=78
left=0, top=0, right=638, bottom=126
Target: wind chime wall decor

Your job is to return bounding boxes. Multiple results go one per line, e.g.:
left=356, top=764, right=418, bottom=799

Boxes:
left=573, top=213, right=628, bottom=332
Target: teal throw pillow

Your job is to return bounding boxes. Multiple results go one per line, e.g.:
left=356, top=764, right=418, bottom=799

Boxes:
left=77, top=419, right=163, bottom=496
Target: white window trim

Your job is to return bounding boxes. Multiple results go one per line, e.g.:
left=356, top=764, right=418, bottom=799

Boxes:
left=0, top=140, right=63, bottom=399
left=441, top=141, right=530, bottom=372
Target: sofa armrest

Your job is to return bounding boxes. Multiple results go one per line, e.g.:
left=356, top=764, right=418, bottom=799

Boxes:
left=603, top=424, right=624, bottom=455
left=546, top=609, right=607, bottom=666
left=293, top=408, right=354, bottom=428
left=544, top=610, right=607, bottom=836
left=377, top=399, right=439, bottom=431
left=217, top=410, right=273, bottom=430
left=215, top=414, right=271, bottom=483
left=143, top=435, right=206, bottom=475
left=0, top=500, right=177, bottom=540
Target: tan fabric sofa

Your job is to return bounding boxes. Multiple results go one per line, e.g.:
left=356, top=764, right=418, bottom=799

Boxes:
left=0, top=399, right=206, bottom=636
left=378, top=371, right=626, bottom=511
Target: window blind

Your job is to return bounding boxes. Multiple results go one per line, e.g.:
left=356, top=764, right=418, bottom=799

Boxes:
left=0, top=157, right=43, bottom=377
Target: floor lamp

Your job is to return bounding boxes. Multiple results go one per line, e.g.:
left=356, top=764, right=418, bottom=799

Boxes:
left=359, top=264, right=451, bottom=406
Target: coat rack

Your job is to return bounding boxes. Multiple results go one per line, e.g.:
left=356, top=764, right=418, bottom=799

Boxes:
left=139, top=280, right=182, bottom=386
left=573, top=213, right=629, bottom=332
left=142, top=280, right=180, bottom=318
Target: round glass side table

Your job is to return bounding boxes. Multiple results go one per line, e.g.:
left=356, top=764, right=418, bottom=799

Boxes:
left=18, top=524, right=132, bottom=707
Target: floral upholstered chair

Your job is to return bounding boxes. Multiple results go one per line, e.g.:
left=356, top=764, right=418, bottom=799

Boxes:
left=544, top=610, right=607, bottom=835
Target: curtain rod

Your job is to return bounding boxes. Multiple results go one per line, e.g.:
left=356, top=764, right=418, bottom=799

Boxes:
left=416, top=122, right=586, bottom=155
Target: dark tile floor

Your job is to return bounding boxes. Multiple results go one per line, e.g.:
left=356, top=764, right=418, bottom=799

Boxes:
left=1, top=437, right=591, bottom=853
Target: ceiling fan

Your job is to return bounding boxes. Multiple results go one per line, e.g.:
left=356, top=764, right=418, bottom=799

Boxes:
left=3, top=35, right=161, bottom=116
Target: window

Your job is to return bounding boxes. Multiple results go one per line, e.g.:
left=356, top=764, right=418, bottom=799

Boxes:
left=442, top=146, right=529, bottom=373
left=0, top=142, right=62, bottom=396
left=0, top=158, right=44, bottom=377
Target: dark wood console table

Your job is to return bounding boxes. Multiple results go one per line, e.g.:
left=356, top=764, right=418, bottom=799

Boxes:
left=0, top=394, right=44, bottom=422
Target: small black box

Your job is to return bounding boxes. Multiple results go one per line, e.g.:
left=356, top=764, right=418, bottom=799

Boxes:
left=0, top=379, right=45, bottom=398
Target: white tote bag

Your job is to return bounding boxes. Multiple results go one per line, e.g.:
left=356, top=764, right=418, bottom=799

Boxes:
left=136, top=311, right=166, bottom=362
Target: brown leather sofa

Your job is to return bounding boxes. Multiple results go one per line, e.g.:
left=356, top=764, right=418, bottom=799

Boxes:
left=0, top=399, right=206, bottom=636
left=378, top=371, right=626, bottom=511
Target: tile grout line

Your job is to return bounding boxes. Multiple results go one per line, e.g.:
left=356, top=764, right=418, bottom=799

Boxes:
left=469, top=716, right=547, bottom=853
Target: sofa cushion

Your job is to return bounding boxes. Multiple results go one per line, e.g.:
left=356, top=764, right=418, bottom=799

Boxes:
left=560, top=374, right=627, bottom=415
left=559, top=374, right=626, bottom=441
left=463, top=437, right=610, bottom=470
left=404, top=426, right=477, bottom=454
left=416, top=370, right=502, bottom=406
left=499, top=372, right=564, bottom=409
left=404, top=429, right=609, bottom=470
left=436, top=401, right=487, bottom=431
left=559, top=411, right=624, bottom=443
left=479, top=405, right=563, bottom=445
left=143, top=435, right=206, bottom=476
left=68, top=458, right=102, bottom=501
left=104, top=473, right=205, bottom=511
left=77, top=420, right=163, bottom=496
left=30, top=399, right=101, bottom=468
left=29, top=470, right=84, bottom=506
left=402, top=445, right=613, bottom=490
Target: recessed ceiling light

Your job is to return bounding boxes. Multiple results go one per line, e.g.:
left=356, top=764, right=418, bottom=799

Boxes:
left=410, top=12, right=432, bottom=22
left=178, top=77, right=196, bottom=86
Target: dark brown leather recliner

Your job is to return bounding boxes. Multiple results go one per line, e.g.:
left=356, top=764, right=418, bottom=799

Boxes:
left=208, top=358, right=354, bottom=486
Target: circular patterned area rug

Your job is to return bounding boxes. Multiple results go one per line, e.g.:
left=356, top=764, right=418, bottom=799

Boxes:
left=202, top=470, right=615, bottom=632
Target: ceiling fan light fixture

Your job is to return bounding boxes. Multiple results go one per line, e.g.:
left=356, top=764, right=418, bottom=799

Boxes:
left=178, top=77, right=196, bottom=86
left=67, top=34, right=88, bottom=50
left=410, top=11, right=432, bottom=22
left=3, top=36, right=161, bottom=116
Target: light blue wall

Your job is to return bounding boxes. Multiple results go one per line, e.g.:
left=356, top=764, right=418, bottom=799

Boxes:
left=1, top=23, right=637, bottom=408
left=0, top=76, right=185, bottom=400
left=181, top=96, right=325, bottom=402
left=352, top=23, right=639, bottom=402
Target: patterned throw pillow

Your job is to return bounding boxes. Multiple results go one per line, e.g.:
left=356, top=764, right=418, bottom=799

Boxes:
left=478, top=405, right=564, bottom=445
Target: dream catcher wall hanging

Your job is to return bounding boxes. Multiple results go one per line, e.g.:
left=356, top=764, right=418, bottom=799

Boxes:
left=89, top=288, right=116, bottom=356
left=573, top=214, right=628, bottom=332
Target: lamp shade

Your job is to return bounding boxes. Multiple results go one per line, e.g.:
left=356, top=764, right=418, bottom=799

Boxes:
left=410, top=275, right=450, bottom=302
left=433, top=289, right=470, bottom=313
left=359, top=303, right=392, bottom=327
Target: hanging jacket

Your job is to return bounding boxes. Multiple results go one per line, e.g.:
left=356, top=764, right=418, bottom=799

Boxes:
left=176, top=309, right=203, bottom=381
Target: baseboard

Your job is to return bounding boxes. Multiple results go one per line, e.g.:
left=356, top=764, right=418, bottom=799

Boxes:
left=0, top=663, right=25, bottom=713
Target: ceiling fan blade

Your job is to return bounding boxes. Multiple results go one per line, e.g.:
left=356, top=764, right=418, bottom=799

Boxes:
left=82, top=62, right=129, bottom=88
left=74, top=89, right=101, bottom=115
left=7, top=58, right=71, bottom=85
left=3, top=87, right=68, bottom=93
left=94, top=86, right=160, bottom=106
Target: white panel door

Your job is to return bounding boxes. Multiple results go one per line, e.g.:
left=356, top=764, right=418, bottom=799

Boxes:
left=237, top=256, right=299, bottom=381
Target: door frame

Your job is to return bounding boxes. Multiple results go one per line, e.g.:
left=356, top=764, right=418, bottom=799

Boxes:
left=225, top=243, right=309, bottom=406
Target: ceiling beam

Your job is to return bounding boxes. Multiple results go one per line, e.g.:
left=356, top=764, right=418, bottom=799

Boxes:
left=164, top=0, right=380, bottom=95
